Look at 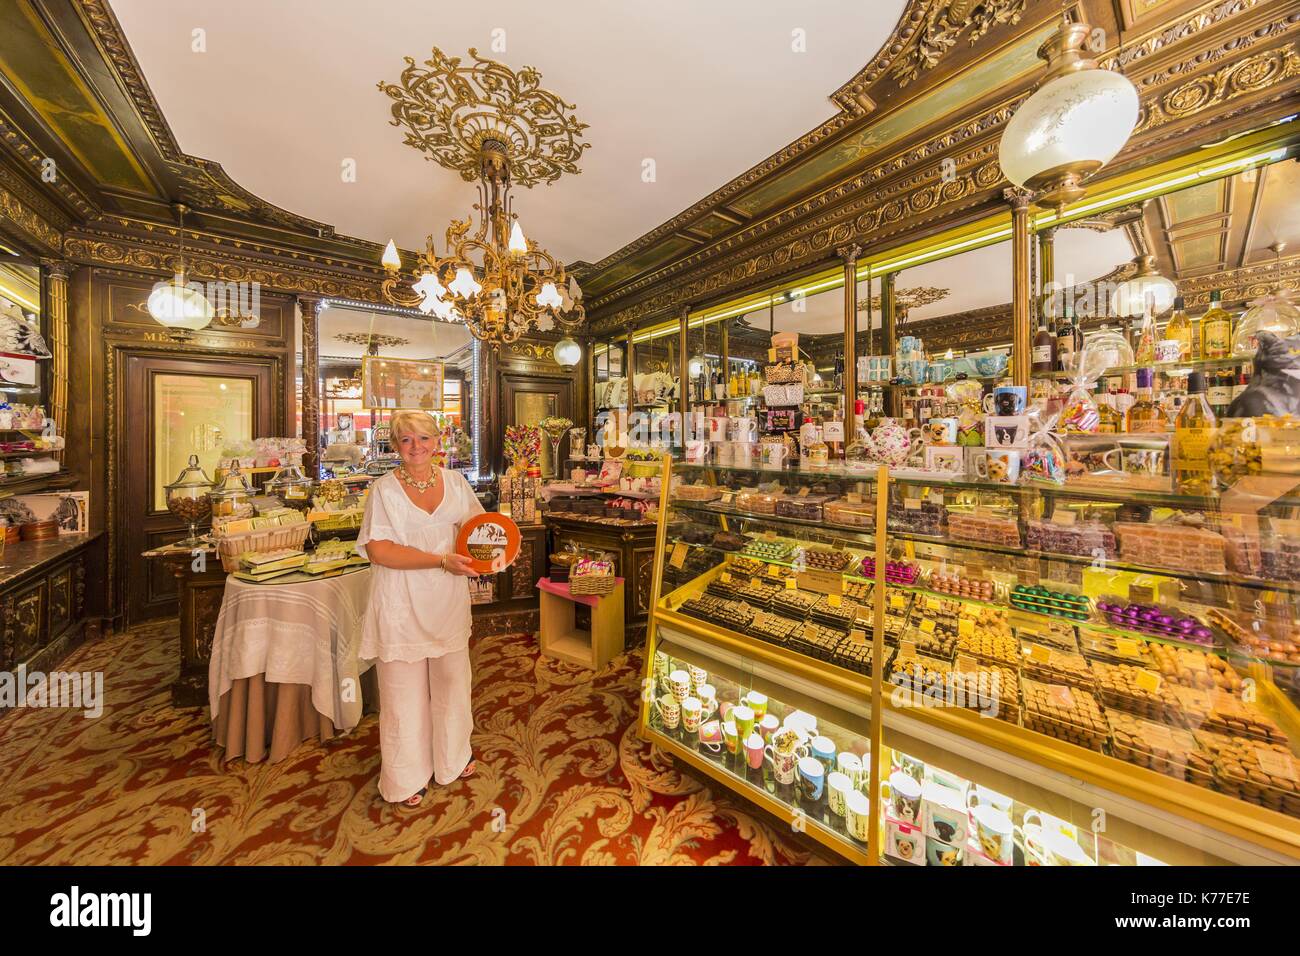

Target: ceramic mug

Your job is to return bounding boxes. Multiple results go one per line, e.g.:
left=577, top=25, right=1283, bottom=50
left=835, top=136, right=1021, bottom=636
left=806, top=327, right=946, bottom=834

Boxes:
left=844, top=790, right=873, bottom=843
left=760, top=442, right=789, bottom=469
left=970, top=803, right=1015, bottom=863
left=966, top=785, right=1013, bottom=816
left=668, top=669, right=691, bottom=703
left=827, top=771, right=853, bottom=817
left=744, top=733, right=766, bottom=771
left=731, top=705, right=756, bottom=744
left=983, top=385, right=1027, bottom=416
left=885, top=818, right=923, bottom=862
left=681, top=697, right=703, bottom=734
left=837, top=751, right=866, bottom=791
left=743, top=691, right=768, bottom=719
left=655, top=694, right=680, bottom=730
left=758, top=713, right=781, bottom=743
left=783, top=710, right=818, bottom=737
left=687, top=665, right=708, bottom=693
left=926, top=836, right=964, bottom=867
left=766, top=745, right=800, bottom=785
left=1035, top=826, right=1094, bottom=866
left=880, top=770, right=923, bottom=823
left=722, top=720, right=739, bottom=755
left=696, top=683, right=717, bottom=718
left=770, top=726, right=809, bottom=759
left=923, top=418, right=959, bottom=445
left=797, top=756, right=826, bottom=802
left=698, top=719, right=723, bottom=753
left=975, top=448, right=1020, bottom=483
left=810, top=735, right=837, bottom=774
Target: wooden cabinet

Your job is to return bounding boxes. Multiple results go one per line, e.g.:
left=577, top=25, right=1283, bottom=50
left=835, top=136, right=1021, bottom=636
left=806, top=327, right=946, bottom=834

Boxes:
left=0, top=535, right=97, bottom=684
left=471, top=522, right=548, bottom=637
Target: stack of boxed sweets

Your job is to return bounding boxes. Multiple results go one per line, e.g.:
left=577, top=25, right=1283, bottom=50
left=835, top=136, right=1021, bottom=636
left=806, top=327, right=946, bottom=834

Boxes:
left=1020, top=643, right=1095, bottom=693
left=948, top=509, right=1021, bottom=547
left=790, top=620, right=849, bottom=661
left=1108, top=712, right=1212, bottom=783
left=824, top=495, right=876, bottom=528
left=956, top=606, right=1020, bottom=666
left=776, top=492, right=833, bottom=521
left=741, top=537, right=796, bottom=563
left=1209, top=606, right=1300, bottom=665
left=1210, top=737, right=1300, bottom=817
left=931, top=569, right=996, bottom=601
left=904, top=599, right=960, bottom=660
left=858, top=556, right=919, bottom=585
left=1090, top=660, right=1185, bottom=725
left=799, top=545, right=852, bottom=573
left=674, top=483, right=723, bottom=502
left=887, top=495, right=945, bottom=535
left=1025, top=518, right=1117, bottom=558
left=735, top=487, right=785, bottom=515
left=234, top=548, right=307, bottom=582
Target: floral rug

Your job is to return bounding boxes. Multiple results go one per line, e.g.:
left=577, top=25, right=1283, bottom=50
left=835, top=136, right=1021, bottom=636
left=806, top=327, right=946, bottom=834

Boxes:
left=0, top=622, right=830, bottom=865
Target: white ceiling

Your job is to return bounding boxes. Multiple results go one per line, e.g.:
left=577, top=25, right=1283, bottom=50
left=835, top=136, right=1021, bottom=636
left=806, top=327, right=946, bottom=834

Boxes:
left=109, top=0, right=908, bottom=265
left=754, top=226, right=1137, bottom=335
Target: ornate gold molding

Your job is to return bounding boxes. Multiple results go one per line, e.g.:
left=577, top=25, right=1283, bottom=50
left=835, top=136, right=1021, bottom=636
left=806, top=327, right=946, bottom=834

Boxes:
left=890, top=0, right=1028, bottom=87
left=1135, top=42, right=1300, bottom=134
left=1178, top=254, right=1300, bottom=307
left=0, top=179, right=64, bottom=252
left=1101, top=0, right=1278, bottom=73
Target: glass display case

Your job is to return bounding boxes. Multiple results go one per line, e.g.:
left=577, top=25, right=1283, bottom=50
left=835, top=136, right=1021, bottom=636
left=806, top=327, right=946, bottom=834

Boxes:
left=641, top=456, right=1300, bottom=866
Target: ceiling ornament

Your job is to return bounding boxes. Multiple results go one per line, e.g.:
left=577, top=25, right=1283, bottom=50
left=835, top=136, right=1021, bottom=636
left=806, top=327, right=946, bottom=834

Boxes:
left=858, top=286, right=951, bottom=312
left=377, top=47, right=589, bottom=347
left=891, top=0, right=1028, bottom=86
left=334, top=331, right=411, bottom=355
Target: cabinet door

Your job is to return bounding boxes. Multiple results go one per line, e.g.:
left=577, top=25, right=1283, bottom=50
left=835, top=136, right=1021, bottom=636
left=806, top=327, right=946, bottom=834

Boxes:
left=48, top=565, right=72, bottom=637
left=2, top=579, right=46, bottom=666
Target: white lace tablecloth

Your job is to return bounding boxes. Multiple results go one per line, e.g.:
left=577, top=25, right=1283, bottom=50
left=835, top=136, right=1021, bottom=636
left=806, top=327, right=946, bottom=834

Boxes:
left=209, top=568, right=373, bottom=731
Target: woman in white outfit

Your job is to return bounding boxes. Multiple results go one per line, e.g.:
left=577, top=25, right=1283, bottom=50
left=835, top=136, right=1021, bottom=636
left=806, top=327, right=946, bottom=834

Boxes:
left=356, top=410, right=484, bottom=808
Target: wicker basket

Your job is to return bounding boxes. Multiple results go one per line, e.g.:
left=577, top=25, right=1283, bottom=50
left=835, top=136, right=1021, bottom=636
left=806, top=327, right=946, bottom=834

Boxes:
left=624, top=460, right=659, bottom=478
left=214, top=522, right=312, bottom=571
left=569, top=573, right=615, bottom=596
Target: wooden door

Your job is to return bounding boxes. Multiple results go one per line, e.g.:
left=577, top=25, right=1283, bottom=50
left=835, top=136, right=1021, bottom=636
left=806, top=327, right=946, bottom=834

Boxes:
left=121, top=353, right=277, bottom=624
left=501, top=373, right=573, bottom=477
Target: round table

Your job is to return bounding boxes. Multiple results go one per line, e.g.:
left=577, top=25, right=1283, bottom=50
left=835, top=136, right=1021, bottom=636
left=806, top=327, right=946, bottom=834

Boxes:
left=208, top=567, right=374, bottom=764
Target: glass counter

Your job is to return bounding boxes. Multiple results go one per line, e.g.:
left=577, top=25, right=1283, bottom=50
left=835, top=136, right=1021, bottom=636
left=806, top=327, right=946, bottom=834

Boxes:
left=641, top=456, right=1300, bottom=865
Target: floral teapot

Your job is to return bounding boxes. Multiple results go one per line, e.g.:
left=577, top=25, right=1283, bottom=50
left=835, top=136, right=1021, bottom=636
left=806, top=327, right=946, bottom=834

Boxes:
left=863, top=418, right=922, bottom=467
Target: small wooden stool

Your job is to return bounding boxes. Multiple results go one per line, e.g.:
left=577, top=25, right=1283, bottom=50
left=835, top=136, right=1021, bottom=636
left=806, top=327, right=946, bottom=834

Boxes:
left=536, top=577, right=625, bottom=670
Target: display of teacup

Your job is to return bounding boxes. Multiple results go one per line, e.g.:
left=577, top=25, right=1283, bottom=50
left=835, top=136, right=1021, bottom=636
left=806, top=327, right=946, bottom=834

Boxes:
left=687, top=665, right=708, bottom=693
left=783, top=710, right=818, bottom=737
left=731, top=704, right=756, bottom=744
left=985, top=414, right=1030, bottom=449
left=844, top=790, right=873, bottom=843
left=668, top=669, right=691, bottom=703
left=810, top=735, right=836, bottom=773
left=827, top=771, right=853, bottom=818
left=970, top=803, right=1015, bottom=863
left=718, top=701, right=734, bottom=724
left=698, top=719, right=723, bottom=753
left=975, top=448, right=1021, bottom=483
left=880, top=770, right=923, bottom=824
left=922, top=781, right=969, bottom=846
left=744, top=733, right=766, bottom=771
left=966, top=784, right=1013, bottom=816
left=743, top=691, right=768, bottom=719
left=758, top=713, right=780, bottom=743
left=655, top=694, right=680, bottom=730
left=765, top=745, right=800, bottom=785
left=797, top=756, right=826, bottom=802
left=925, top=835, right=964, bottom=867
left=924, top=418, right=959, bottom=445
left=1019, top=812, right=1094, bottom=866
left=681, top=697, right=703, bottom=733
left=722, top=720, right=739, bottom=755
left=770, top=727, right=809, bottom=758
left=885, top=817, right=922, bottom=861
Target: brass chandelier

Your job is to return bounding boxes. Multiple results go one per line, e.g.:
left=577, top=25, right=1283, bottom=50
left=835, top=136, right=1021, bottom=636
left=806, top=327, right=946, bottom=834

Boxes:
left=377, top=47, right=589, bottom=347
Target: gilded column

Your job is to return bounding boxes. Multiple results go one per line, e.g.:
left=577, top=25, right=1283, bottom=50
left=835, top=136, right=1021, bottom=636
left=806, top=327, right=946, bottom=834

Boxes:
left=298, top=296, right=321, bottom=476
left=880, top=272, right=897, bottom=418
left=625, top=327, right=635, bottom=408
left=719, top=320, right=729, bottom=395
left=42, top=260, right=71, bottom=445
left=678, top=304, right=690, bottom=420
left=1039, top=226, right=1057, bottom=319
left=1006, top=187, right=1034, bottom=388
left=838, top=244, right=862, bottom=422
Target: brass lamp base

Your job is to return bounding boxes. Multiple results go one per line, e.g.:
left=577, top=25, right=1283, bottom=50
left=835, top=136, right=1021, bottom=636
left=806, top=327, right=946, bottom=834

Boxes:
left=1027, top=160, right=1103, bottom=214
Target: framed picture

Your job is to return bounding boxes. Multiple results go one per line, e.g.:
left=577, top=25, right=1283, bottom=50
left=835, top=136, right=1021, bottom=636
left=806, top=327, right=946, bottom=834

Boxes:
left=361, top=357, right=444, bottom=410
left=335, top=412, right=355, bottom=444
left=6, top=491, right=89, bottom=533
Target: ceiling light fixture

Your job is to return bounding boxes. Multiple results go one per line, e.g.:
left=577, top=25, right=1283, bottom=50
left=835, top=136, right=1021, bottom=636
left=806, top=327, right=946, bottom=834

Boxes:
left=999, top=14, right=1139, bottom=212
left=1112, top=254, right=1178, bottom=316
left=554, top=336, right=582, bottom=368
left=146, top=203, right=214, bottom=339
left=377, top=48, right=589, bottom=348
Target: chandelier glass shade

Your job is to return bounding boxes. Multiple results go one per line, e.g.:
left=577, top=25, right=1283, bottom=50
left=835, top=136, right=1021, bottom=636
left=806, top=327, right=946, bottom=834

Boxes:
left=377, top=48, right=589, bottom=347
left=553, top=336, right=582, bottom=367
left=1112, top=255, right=1178, bottom=317
left=1233, top=243, right=1300, bottom=355
left=147, top=203, right=214, bottom=337
left=999, top=20, right=1139, bottom=211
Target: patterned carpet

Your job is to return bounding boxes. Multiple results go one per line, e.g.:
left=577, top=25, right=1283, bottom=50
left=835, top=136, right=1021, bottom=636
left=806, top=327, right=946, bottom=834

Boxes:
left=0, top=621, right=830, bottom=865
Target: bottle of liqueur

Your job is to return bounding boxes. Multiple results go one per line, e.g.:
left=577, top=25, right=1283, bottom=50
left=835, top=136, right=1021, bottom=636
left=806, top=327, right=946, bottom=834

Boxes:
left=1134, top=305, right=1158, bottom=365
left=1126, top=368, right=1166, bottom=433
left=1199, top=291, right=1233, bottom=360
left=1032, top=307, right=1056, bottom=374
left=1207, top=367, right=1233, bottom=419
left=1165, top=296, right=1194, bottom=361
left=1056, top=304, right=1081, bottom=371
left=1173, top=371, right=1218, bottom=495
left=1094, top=384, right=1122, bottom=434
left=834, top=356, right=845, bottom=391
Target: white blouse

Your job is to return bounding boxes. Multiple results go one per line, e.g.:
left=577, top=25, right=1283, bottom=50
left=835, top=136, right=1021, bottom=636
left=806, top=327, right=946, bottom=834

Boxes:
left=355, top=469, right=485, bottom=662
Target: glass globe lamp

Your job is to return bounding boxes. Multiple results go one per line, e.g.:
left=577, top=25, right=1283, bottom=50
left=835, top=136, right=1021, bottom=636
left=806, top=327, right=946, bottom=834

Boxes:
left=148, top=274, right=214, bottom=336
left=1232, top=243, right=1300, bottom=355
left=554, top=336, right=582, bottom=368
left=999, top=20, right=1139, bottom=211
left=1112, top=256, right=1178, bottom=317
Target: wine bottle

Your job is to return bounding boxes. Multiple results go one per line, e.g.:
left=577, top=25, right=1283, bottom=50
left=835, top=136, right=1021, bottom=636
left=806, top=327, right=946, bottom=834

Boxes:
left=1032, top=308, right=1056, bottom=374
left=1173, top=371, right=1218, bottom=495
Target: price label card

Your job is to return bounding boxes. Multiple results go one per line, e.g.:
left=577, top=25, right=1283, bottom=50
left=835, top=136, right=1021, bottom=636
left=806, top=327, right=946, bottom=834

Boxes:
left=901, top=639, right=917, bottom=657
left=1048, top=684, right=1076, bottom=709
left=785, top=577, right=798, bottom=590
left=1256, top=746, right=1298, bottom=781
left=721, top=491, right=734, bottom=504
left=804, top=622, right=818, bottom=641
left=958, top=617, right=975, bottom=637
left=1135, top=669, right=1162, bottom=694
left=890, top=594, right=906, bottom=611
left=926, top=598, right=941, bottom=611
left=904, top=498, right=921, bottom=511
left=768, top=564, right=782, bottom=576
left=1051, top=509, right=1078, bottom=526
left=920, top=618, right=937, bottom=634
left=1114, top=637, right=1141, bottom=658
left=1027, top=643, right=1051, bottom=664
left=721, top=572, right=732, bottom=584
left=846, top=493, right=863, bottom=504
left=849, top=627, right=867, bottom=646
left=1183, top=651, right=1208, bottom=671
left=798, top=487, right=811, bottom=497
left=956, top=653, right=978, bottom=673
left=828, top=593, right=843, bottom=608
left=669, top=541, right=689, bottom=569
left=750, top=576, right=763, bottom=588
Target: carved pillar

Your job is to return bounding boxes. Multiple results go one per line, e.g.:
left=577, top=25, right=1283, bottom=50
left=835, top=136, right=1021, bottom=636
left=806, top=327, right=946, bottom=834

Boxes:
left=838, top=244, right=862, bottom=421
left=483, top=341, right=499, bottom=476
left=1039, top=226, right=1057, bottom=319
left=1006, top=188, right=1034, bottom=388
left=42, top=260, right=71, bottom=445
left=298, top=296, right=321, bottom=476
left=881, top=273, right=897, bottom=418
left=678, top=305, right=690, bottom=420
left=719, top=320, right=729, bottom=394
left=625, top=327, right=635, bottom=407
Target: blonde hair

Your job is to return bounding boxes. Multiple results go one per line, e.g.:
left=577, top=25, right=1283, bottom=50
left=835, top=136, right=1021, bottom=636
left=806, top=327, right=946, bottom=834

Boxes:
left=388, top=410, right=440, bottom=443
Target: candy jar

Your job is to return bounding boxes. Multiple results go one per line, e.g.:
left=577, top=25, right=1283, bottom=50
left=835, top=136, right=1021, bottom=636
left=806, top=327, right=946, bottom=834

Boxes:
left=210, top=460, right=255, bottom=519
left=164, top=454, right=215, bottom=546
left=266, top=455, right=315, bottom=510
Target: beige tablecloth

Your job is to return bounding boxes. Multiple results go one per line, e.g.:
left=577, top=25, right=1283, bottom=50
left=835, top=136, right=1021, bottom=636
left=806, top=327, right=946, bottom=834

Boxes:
left=209, top=568, right=373, bottom=763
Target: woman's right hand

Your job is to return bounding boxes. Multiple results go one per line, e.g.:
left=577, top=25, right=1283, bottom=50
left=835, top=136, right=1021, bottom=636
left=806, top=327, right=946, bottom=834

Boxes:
left=440, top=552, right=480, bottom=577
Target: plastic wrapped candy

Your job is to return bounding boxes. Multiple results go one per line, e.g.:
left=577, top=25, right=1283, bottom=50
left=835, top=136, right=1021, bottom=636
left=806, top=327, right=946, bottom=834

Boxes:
left=1020, top=407, right=1066, bottom=483
left=1058, top=330, right=1126, bottom=433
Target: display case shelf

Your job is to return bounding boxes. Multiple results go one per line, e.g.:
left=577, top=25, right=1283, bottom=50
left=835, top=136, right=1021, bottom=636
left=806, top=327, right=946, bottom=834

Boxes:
left=1032, top=355, right=1252, bottom=381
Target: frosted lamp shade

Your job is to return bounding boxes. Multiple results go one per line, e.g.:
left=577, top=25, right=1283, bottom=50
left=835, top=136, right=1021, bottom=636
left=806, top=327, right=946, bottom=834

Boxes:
left=1232, top=295, right=1300, bottom=355
left=1112, top=274, right=1177, bottom=317
left=536, top=282, right=563, bottom=310
left=999, top=69, right=1139, bottom=188
left=508, top=221, right=528, bottom=255
left=412, top=272, right=448, bottom=314
left=688, top=354, right=707, bottom=378
left=381, top=239, right=401, bottom=270
left=554, top=337, right=582, bottom=367
left=147, top=278, right=214, bottom=331
left=449, top=267, right=483, bottom=299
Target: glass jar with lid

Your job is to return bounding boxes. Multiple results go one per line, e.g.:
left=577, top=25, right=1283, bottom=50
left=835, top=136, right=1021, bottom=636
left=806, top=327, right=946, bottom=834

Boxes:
left=266, top=456, right=314, bottom=510
left=210, top=461, right=255, bottom=520
left=164, top=454, right=214, bottom=546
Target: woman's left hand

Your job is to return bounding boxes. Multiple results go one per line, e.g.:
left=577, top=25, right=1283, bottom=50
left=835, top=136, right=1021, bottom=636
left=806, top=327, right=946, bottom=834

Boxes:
left=440, top=552, right=480, bottom=577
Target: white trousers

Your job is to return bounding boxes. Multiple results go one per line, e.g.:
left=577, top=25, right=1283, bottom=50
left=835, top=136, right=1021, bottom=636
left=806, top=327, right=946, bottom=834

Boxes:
left=375, top=651, right=473, bottom=801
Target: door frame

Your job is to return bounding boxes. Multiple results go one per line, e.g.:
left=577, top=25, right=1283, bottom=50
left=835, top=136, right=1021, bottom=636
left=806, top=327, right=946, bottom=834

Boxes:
left=110, top=346, right=283, bottom=628
left=500, top=372, right=574, bottom=477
